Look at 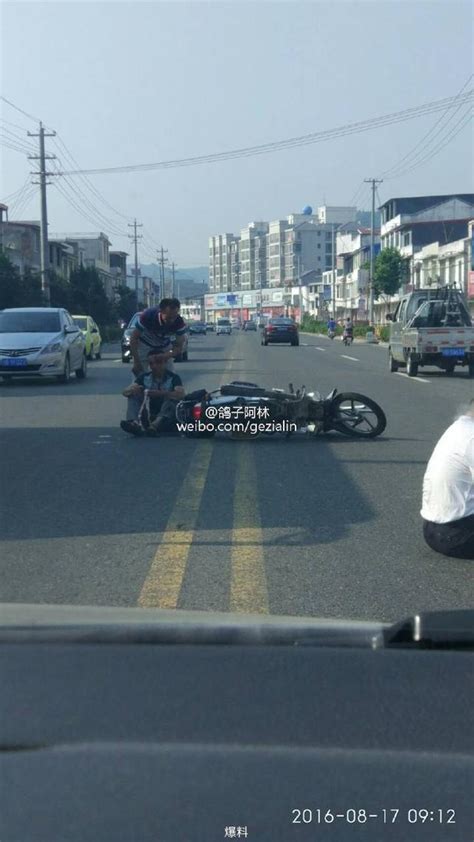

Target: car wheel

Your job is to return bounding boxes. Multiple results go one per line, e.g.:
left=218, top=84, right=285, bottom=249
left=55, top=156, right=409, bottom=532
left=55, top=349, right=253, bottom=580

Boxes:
left=469, top=361, right=474, bottom=378
left=87, top=346, right=94, bottom=360
left=406, top=354, right=418, bottom=377
left=389, top=350, right=399, bottom=372
left=76, top=353, right=87, bottom=379
left=57, top=355, right=71, bottom=383
left=1, top=375, right=13, bottom=384
left=182, top=351, right=188, bottom=361
left=95, top=345, right=102, bottom=360
left=445, top=363, right=456, bottom=376
left=291, top=340, right=299, bottom=346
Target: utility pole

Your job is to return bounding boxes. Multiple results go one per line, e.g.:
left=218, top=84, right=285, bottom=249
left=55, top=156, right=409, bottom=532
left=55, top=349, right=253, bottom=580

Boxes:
left=171, top=261, right=176, bottom=297
left=28, top=122, right=56, bottom=306
left=364, top=178, right=383, bottom=325
left=128, top=219, right=143, bottom=306
left=158, top=246, right=168, bottom=299
left=332, top=223, right=336, bottom=319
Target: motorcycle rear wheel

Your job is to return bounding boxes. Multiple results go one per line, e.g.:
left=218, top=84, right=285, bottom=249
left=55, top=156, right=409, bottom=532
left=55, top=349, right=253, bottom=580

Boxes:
left=329, top=392, right=386, bottom=438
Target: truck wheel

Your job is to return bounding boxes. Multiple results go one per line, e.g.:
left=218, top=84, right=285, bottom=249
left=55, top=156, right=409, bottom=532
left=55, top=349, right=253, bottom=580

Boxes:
left=389, top=350, right=399, bottom=372
left=406, top=354, right=418, bottom=377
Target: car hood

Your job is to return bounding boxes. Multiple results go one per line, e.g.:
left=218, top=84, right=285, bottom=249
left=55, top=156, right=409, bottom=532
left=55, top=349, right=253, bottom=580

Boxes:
left=0, top=332, right=64, bottom=349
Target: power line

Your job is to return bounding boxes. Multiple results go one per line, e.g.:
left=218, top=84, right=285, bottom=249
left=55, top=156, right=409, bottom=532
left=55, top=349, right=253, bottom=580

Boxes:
left=52, top=177, right=125, bottom=238
left=53, top=134, right=133, bottom=223
left=0, top=95, right=41, bottom=124
left=384, top=107, right=472, bottom=181
left=2, top=177, right=32, bottom=204
left=380, top=74, right=473, bottom=179
left=13, top=185, right=38, bottom=219
left=59, top=91, right=473, bottom=176
left=51, top=160, right=128, bottom=237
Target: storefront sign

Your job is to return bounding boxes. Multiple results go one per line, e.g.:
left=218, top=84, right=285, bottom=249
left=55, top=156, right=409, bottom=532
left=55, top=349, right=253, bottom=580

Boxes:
left=468, top=271, right=474, bottom=300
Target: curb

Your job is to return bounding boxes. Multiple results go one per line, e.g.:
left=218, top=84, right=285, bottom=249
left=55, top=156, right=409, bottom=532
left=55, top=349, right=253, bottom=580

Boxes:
left=299, top=331, right=387, bottom=347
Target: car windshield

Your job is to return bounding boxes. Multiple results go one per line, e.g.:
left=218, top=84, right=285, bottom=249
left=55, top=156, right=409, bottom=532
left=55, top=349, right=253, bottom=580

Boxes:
left=0, top=312, right=61, bottom=333
left=1, top=0, right=472, bottom=639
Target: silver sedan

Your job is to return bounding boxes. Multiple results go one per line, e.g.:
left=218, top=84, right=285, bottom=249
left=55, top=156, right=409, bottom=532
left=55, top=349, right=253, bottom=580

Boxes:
left=0, top=307, right=87, bottom=382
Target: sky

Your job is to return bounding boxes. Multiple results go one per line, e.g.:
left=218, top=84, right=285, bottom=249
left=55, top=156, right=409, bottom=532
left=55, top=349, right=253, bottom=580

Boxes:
left=1, top=0, right=473, bottom=268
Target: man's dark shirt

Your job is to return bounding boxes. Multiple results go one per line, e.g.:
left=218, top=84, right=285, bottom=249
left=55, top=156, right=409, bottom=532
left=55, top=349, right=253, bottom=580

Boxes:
left=136, top=308, right=187, bottom=353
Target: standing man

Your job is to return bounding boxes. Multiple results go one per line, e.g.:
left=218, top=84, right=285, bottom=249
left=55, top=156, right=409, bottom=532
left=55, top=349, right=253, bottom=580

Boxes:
left=421, top=401, right=474, bottom=559
left=129, top=298, right=187, bottom=374
left=120, top=351, right=185, bottom=437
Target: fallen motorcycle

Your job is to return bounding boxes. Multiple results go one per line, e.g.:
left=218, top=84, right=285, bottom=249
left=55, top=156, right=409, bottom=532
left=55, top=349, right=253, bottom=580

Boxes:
left=176, top=381, right=386, bottom=440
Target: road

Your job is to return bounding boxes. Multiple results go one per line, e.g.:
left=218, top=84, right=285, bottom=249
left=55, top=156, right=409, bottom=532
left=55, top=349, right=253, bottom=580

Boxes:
left=0, top=330, right=471, bottom=623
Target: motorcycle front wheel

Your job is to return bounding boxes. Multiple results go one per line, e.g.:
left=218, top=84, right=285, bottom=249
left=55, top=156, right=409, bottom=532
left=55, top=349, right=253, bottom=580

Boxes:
left=329, top=392, right=386, bottom=438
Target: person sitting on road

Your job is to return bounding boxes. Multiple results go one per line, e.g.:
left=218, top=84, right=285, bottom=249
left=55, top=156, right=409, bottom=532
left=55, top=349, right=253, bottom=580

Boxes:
left=129, top=297, right=187, bottom=375
left=120, top=351, right=185, bottom=438
left=420, top=400, right=474, bottom=559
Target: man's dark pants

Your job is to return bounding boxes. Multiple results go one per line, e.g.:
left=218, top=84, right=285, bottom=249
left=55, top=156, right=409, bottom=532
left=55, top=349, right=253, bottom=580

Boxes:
left=423, top=515, right=474, bottom=560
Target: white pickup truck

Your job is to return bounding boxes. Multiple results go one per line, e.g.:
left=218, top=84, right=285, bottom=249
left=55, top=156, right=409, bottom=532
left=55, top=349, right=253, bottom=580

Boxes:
left=387, top=288, right=474, bottom=378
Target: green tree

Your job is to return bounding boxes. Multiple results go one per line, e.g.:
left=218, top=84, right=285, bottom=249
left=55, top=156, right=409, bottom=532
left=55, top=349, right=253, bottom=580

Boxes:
left=115, top=284, right=138, bottom=322
left=372, top=247, right=405, bottom=299
left=0, top=250, right=42, bottom=308
left=69, top=266, right=111, bottom=326
left=49, top=270, right=73, bottom=310
left=0, top=249, right=22, bottom=309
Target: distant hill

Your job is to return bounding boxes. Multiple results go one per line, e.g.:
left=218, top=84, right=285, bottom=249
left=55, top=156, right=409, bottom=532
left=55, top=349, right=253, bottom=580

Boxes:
left=356, top=210, right=381, bottom=228
left=140, top=264, right=208, bottom=284
left=139, top=264, right=208, bottom=300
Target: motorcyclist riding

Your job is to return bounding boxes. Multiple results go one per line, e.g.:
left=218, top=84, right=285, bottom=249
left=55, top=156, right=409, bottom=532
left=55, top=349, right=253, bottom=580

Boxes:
left=343, top=317, right=353, bottom=343
left=327, top=317, right=337, bottom=338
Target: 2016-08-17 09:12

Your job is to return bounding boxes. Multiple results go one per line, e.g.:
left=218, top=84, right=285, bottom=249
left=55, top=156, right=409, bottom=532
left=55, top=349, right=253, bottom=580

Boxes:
left=291, top=808, right=457, bottom=825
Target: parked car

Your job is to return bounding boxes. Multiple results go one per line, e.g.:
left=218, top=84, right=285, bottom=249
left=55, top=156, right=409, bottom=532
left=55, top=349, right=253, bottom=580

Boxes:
left=216, top=318, right=232, bottom=335
left=121, top=312, right=189, bottom=362
left=243, top=320, right=257, bottom=331
left=261, top=317, right=299, bottom=346
left=174, top=329, right=189, bottom=362
left=121, top=312, right=140, bottom=363
left=0, top=307, right=87, bottom=382
left=188, top=322, right=207, bottom=335
left=72, top=315, right=102, bottom=360
left=206, top=322, right=215, bottom=332
left=387, top=288, right=474, bottom=377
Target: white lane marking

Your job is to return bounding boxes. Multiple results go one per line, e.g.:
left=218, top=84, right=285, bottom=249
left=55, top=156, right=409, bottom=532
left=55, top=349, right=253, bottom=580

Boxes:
left=315, top=347, right=326, bottom=352
left=341, top=354, right=359, bottom=362
left=99, top=435, right=112, bottom=438
left=93, top=441, right=112, bottom=445
left=395, top=372, right=431, bottom=384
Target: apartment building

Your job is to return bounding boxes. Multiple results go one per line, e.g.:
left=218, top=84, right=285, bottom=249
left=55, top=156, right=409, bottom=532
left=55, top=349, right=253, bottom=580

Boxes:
left=208, top=233, right=239, bottom=293
left=380, top=194, right=474, bottom=258
left=239, top=221, right=268, bottom=289
left=66, top=233, right=114, bottom=299
left=110, top=251, right=128, bottom=289
left=210, top=206, right=358, bottom=293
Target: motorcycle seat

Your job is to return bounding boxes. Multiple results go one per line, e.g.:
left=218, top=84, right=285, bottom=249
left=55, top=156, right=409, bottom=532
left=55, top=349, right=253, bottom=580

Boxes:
left=220, top=382, right=267, bottom=397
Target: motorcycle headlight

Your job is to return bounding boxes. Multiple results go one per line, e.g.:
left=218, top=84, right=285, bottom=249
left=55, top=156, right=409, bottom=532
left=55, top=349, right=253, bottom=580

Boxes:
left=41, top=342, right=62, bottom=355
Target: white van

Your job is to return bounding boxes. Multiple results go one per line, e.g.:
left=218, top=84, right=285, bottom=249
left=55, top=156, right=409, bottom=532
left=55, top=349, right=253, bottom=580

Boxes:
left=216, top=318, right=232, bottom=335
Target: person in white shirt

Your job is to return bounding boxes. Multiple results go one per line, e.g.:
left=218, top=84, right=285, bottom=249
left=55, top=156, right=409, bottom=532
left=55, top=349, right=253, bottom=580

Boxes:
left=421, top=401, right=474, bottom=559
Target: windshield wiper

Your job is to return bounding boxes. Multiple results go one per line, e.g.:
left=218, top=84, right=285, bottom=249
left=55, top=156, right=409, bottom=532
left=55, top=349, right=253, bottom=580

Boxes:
left=382, top=610, right=474, bottom=650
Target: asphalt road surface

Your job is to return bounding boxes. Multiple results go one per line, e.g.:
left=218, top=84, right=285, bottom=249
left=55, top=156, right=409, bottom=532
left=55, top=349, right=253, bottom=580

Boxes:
left=0, top=330, right=472, bottom=623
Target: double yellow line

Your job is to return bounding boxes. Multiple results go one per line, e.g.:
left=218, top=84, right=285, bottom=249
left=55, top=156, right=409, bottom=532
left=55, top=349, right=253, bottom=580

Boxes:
left=138, top=340, right=269, bottom=613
